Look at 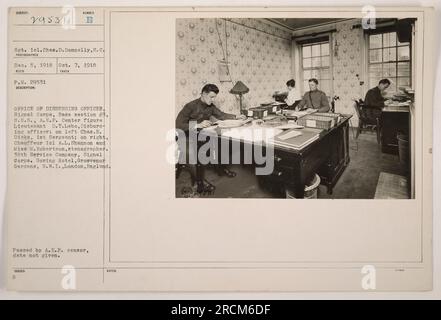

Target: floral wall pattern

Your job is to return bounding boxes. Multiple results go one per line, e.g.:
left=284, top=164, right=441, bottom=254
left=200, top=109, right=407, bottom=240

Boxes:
left=176, top=18, right=293, bottom=115
left=332, top=19, right=365, bottom=126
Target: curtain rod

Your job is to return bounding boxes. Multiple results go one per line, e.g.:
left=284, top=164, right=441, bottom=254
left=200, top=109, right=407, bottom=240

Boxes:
left=292, top=29, right=337, bottom=41
left=350, top=18, right=397, bottom=30
left=221, top=18, right=292, bottom=41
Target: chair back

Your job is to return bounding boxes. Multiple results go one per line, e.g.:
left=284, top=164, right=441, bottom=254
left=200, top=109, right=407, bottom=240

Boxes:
left=352, top=99, right=363, bottom=119
left=353, top=98, right=381, bottom=125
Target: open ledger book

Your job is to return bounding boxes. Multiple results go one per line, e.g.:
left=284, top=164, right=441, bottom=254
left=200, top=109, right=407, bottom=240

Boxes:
left=5, top=6, right=434, bottom=292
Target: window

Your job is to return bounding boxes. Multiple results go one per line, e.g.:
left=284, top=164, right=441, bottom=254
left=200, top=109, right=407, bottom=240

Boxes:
left=368, top=31, right=411, bottom=92
left=301, top=41, right=331, bottom=95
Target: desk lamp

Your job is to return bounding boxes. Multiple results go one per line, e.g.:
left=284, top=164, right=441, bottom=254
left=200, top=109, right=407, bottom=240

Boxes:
left=229, top=81, right=249, bottom=115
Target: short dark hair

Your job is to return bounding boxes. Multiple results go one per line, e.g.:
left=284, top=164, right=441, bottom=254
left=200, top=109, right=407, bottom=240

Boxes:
left=201, top=84, right=219, bottom=94
left=378, top=79, right=391, bottom=85
left=286, top=79, right=296, bottom=87
left=308, top=78, right=319, bottom=85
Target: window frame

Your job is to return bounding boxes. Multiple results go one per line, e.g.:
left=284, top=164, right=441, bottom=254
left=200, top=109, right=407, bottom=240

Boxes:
left=299, top=38, right=333, bottom=97
left=367, top=30, right=412, bottom=92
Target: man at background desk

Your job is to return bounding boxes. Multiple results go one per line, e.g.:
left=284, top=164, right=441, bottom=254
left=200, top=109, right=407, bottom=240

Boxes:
left=364, top=78, right=391, bottom=109
left=296, top=78, right=330, bottom=113
left=176, top=83, right=246, bottom=193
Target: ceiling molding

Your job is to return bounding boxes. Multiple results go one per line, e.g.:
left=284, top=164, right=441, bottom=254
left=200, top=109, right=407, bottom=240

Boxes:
left=267, top=18, right=354, bottom=34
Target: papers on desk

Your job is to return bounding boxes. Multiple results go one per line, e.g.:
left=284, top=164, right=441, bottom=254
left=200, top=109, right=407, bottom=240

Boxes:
left=387, top=101, right=411, bottom=107
left=277, top=130, right=302, bottom=140
left=273, top=123, right=304, bottom=130
left=217, top=119, right=246, bottom=128
left=283, top=109, right=317, bottom=119
left=269, top=129, right=320, bottom=150
left=221, top=126, right=283, bottom=143
left=384, top=100, right=411, bottom=112
left=200, top=125, right=218, bottom=132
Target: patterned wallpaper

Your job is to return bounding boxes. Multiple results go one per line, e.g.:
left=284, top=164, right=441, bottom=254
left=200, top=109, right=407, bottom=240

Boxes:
left=332, top=20, right=365, bottom=126
left=176, top=18, right=293, bottom=115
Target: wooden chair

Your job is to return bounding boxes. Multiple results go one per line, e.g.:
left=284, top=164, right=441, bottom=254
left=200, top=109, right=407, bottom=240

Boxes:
left=353, top=99, right=381, bottom=144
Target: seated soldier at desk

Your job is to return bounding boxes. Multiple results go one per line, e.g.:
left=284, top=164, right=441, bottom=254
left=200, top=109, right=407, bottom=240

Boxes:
left=364, top=79, right=391, bottom=121
left=364, top=78, right=391, bottom=109
left=296, top=78, right=330, bottom=113
left=176, top=83, right=246, bottom=193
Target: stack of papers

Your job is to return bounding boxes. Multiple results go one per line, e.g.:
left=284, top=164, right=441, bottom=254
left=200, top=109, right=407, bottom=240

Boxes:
left=274, top=123, right=304, bottom=130
left=277, top=130, right=302, bottom=140
left=222, top=126, right=283, bottom=143
left=283, top=109, right=317, bottom=119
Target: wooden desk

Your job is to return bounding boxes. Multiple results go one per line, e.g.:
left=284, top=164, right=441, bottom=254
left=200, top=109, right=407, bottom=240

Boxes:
left=197, top=115, right=351, bottom=198
left=381, top=105, right=410, bottom=154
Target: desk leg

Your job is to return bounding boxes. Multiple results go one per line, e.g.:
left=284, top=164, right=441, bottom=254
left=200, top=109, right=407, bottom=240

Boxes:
left=286, top=161, right=305, bottom=198
left=195, top=162, right=204, bottom=182
left=327, top=186, right=333, bottom=195
left=293, top=180, right=305, bottom=198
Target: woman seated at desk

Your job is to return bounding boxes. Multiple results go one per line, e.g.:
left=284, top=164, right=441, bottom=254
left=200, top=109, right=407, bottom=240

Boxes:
left=284, top=79, right=301, bottom=108
left=296, top=78, right=330, bottom=113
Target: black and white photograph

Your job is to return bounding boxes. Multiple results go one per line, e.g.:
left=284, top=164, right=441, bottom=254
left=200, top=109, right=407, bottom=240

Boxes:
left=175, top=17, right=415, bottom=199
left=3, top=4, right=436, bottom=294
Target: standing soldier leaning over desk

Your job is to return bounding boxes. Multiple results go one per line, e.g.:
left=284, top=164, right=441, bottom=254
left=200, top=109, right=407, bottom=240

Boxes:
left=175, top=83, right=246, bottom=194
left=296, top=78, right=330, bottom=113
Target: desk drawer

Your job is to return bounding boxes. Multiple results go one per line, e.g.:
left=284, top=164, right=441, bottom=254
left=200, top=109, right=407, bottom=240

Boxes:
left=270, top=164, right=294, bottom=181
left=273, top=150, right=296, bottom=167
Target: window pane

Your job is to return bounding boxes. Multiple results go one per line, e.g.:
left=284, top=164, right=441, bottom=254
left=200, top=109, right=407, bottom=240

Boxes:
left=383, top=32, right=396, bottom=47
left=389, top=32, right=397, bottom=47
left=303, top=58, right=311, bottom=68
left=303, top=70, right=311, bottom=80
left=369, top=34, right=382, bottom=49
left=387, top=80, right=397, bottom=93
left=369, top=64, right=382, bottom=78
left=383, top=63, right=396, bottom=78
left=397, top=62, right=410, bottom=77
left=397, top=77, right=411, bottom=87
left=320, top=80, right=330, bottom=94
left=312, top=57, right=321, bottom=67
left=304, top=81, right=309, bottom=92
left=311, top=69, right=320, bottom=79
left=383, top=47, right=396, bottom=62
left=302, top=45, right=311, bottom=58
left=321, top=56, right=330, bottom=67
left=383, top=33, right=390, bottom=47
left=369, top=78, right=380, bottom=88
left=398, top=46, right=410, bottom=60
left=369, top=49, right=382, bottom=63
left=311, top=44, right=321, bottom=57
left=321, top=43, right=329, bottom=56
